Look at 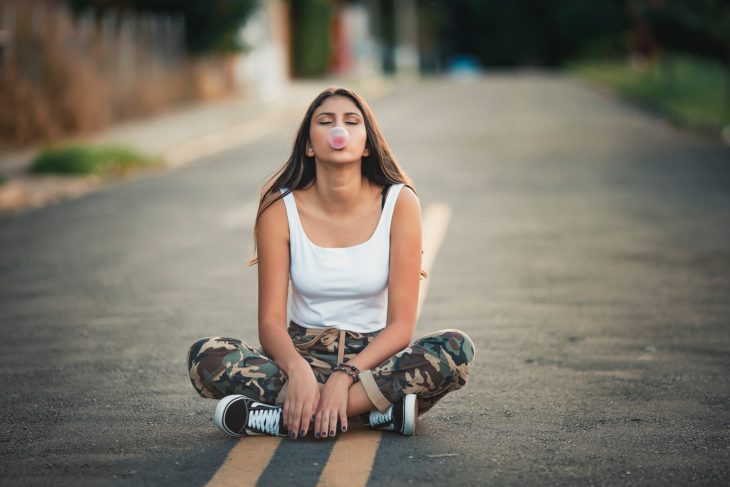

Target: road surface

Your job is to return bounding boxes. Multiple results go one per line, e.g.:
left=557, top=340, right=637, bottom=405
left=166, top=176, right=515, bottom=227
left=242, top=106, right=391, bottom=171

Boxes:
left=1, top=73, right=728, bottom=486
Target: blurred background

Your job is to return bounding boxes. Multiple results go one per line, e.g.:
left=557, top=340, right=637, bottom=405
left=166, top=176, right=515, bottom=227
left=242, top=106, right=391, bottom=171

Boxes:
left=1, top=4, right=729, bottom=483
left=0, top=0, right=728, bottom=148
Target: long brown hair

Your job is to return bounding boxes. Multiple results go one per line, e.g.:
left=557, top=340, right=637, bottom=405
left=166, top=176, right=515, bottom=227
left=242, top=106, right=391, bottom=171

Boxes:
left=245, top=86, right=428, bottom=280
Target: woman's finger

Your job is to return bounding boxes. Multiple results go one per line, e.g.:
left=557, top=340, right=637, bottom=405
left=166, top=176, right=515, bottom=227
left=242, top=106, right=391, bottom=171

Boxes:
left=297, top=404, right=311, bottom=438
left=286, top=401, right=298, bottom=438
left=290, top=402, right=304, bottom=440
left=318, top=410, right=328, bottom=438
left=314, top=409, right=323, bottom=439
left=339, top=407, right=348, bottom=434
left=328, top=408, right=339, bottom=438
left=301, top=402, right=316, bottom=437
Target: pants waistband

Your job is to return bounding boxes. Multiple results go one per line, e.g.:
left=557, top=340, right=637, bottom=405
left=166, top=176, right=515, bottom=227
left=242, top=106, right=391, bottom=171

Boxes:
left=289, top=320, right=370, bottom=365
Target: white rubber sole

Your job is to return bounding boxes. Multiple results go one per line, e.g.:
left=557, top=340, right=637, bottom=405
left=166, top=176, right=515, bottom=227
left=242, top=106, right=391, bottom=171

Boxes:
left=214, top=394, right=246, bottom=437
left=402, top=393, right=417, bottom=436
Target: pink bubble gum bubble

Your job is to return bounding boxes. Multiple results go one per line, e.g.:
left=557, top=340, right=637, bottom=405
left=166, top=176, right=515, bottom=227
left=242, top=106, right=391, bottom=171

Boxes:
left=328, top=126, right=349, bottom=149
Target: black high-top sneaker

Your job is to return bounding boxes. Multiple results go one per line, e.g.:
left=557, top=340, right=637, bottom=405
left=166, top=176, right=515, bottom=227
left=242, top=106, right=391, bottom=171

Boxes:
left=362, top=393, right=417, bottom=435
left=214, top=394, right=289, bottom=438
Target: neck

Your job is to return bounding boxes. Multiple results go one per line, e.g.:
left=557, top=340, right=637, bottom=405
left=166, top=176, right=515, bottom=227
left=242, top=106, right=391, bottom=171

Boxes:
left=311, top=161, right=370, bottom=216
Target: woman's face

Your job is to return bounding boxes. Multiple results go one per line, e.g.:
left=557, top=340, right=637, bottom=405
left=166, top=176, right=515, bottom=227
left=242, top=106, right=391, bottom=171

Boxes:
left=308, top=95, right=368, bottom=163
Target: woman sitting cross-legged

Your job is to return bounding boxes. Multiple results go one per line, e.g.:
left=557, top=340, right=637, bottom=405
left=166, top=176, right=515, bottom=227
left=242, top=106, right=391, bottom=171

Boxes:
left=186, top=86, right=476, bottom=440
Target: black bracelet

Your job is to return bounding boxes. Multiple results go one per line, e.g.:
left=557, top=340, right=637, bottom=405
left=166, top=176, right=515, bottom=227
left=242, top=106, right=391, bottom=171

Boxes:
left=332, top=367, right=355, bottom=381
left=332, top=365, right=359, bottom=382
left=338, top=362, right=361, bottom=376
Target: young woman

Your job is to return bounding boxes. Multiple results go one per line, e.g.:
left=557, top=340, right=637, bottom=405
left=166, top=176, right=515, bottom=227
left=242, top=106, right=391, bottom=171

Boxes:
left=187, top=86, right=475, bottom=440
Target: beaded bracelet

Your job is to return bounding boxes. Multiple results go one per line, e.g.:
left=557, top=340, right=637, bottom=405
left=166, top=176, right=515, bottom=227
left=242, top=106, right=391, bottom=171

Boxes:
left=338, top=362, right=361, bottom=376
left=332, top=365, right=359, bottom=382
left=332, top=366, right=357, bottom=382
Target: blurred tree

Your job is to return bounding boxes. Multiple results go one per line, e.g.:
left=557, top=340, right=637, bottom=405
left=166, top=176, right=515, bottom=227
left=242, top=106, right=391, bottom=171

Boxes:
left=416, top=0, right=449, bottom=73
left=547, top=0, right=627, bottom=63
left=69, top=0, right=258, bottom=54
left=414, top=0, right=628, bottom=68
left=632, top=0, right=729, bottom=106
left=414, top=0, right=728, bottom=106
left=440, top=1, right=535, bottom=66
left=287, top=0, right=334, bottom=77
left=635, top=0, right=728, bottom=61
left=377, top=0, right=396, bottom=73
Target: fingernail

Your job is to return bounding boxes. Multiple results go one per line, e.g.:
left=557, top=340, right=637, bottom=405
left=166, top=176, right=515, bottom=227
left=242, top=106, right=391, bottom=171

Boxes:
left=330, top=430, right=335, bottom=437
left=315, top=432, right=320, bottom=438
left=322, top=431, right=327, bottom=438
left=300, top=429, right=305, bottom=436
left=341, top=425, right=347, bottom=432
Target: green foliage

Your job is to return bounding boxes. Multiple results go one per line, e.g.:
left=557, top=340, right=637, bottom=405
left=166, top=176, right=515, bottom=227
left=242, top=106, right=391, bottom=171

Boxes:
left=30, top=143, right=162, bottom=177
left=568, top=52, right=730, bottom=131
left=548, top=0, right=627, bottom=61
left=415, top=0, right=627, bottom=66
left=634, top=0, right=729, bottom=62
left=416, top=0, right=727, bottom=68
left=69, top=0, right=259, bottom=54
left=378, top=0, right=396, bottom=73
left=289, top=0, right=333, bottom=77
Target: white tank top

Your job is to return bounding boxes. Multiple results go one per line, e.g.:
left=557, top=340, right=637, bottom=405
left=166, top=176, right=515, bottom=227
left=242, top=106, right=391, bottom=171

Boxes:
left=279, top=183, right=405, bottom=333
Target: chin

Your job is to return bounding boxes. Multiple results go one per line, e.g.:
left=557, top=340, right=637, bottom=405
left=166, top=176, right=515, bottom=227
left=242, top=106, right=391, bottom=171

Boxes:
left=320, top=156, right=361, bottom=165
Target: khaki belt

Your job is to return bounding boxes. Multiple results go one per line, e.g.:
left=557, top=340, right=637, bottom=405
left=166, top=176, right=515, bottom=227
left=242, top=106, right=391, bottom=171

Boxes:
left=292, top=321, right=364, bottom=365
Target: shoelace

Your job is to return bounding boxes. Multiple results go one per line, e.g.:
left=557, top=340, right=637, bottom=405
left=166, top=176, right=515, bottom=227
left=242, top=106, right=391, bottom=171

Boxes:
left=370, top=405, right=393, bottom=426
left=247, top=407, right=281, bottom=435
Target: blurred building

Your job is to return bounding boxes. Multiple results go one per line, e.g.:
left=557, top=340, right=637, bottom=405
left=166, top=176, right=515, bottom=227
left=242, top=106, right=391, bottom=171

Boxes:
left=0, top=0, right=430, bottom=145
left=235, top=0, right=418, bottom=103
left=235, top=0, right=290, bottom=103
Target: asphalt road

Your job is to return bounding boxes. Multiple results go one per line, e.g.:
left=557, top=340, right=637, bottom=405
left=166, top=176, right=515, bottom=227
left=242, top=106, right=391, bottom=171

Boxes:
left=1, top=73, right=729, bottom=486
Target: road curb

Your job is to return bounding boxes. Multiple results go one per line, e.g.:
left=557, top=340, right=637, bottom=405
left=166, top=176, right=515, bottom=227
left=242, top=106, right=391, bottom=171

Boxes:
left=0, top=76, right=408, bottom=218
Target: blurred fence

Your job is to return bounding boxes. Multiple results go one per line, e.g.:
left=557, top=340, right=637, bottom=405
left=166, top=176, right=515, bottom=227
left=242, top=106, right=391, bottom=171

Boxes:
left=0, top=0, right=237, bottom=147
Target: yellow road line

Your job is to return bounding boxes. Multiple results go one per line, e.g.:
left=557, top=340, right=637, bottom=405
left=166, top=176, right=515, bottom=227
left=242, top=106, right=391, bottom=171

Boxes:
left=315, top=203, right=452, bottom=487
left=206, top=436, right=281, bottom=487
left=417, top=203, right=452, bottom=317
left=315, top=424, right=379, bottom=487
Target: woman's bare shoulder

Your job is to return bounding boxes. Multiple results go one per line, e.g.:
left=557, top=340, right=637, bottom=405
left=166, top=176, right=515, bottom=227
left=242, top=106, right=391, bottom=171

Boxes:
left=257, top=190, right=289, bottom=242
left=395, top=184, right=420, bottom=206
left=392, top=185, right=421, bottom=224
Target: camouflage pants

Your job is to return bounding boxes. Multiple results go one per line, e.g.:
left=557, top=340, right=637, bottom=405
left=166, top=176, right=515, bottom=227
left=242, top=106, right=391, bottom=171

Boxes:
left=187, top=321, right=475, bottom=414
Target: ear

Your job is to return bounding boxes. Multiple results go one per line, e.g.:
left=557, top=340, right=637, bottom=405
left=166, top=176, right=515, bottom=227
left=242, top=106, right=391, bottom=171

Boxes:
left=363, top=146, right=369, bottom=157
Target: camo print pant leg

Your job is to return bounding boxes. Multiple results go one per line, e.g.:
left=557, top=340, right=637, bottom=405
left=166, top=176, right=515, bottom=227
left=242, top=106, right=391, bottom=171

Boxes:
left=358, top=329, right=476, bottom=415
left=185, top=323, right=379, bottom=405
left=186, top=336, right=287, bottom=404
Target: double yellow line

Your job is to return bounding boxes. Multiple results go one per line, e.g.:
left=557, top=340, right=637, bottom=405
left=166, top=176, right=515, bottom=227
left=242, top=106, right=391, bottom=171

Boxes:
left=208, top=203, right=452, bottom=487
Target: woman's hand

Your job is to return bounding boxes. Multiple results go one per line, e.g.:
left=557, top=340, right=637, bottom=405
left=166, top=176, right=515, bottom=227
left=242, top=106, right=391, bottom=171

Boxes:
left=314, top=371, right=353, bottom=439
left=283, top=360, right=320, bottom=440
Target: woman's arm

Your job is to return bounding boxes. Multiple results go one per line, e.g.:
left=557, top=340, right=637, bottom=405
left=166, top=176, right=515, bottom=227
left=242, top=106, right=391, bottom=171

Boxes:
left=346, top=186, right=423, bottom=371
left=256, top=193, right=321, bottom=439
left=256, top=194, right=308, bottom=373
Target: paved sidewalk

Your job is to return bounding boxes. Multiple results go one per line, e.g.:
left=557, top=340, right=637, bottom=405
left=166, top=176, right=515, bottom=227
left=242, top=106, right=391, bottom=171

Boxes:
left=0, top=74, right=405, bottom=217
